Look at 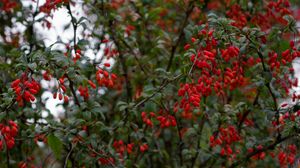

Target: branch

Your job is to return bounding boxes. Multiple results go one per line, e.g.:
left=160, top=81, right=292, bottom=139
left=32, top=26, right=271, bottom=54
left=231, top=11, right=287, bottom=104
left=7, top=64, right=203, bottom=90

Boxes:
left=229, top=133, right=298, bottom=168
left=134, top=73, right=183, bottom=108
left=174, top=114, right=183, bottom=166
left=108, top=20, right=132, bottom=102
left=111, top=74, right=183, bottom=132
left=256, top=50, right=280, bottom=139
left=118, top=37, right=149, bottom=76
left=86, top=145, right=116, bottom=168
left=2, top=98, right=16, bottom=114
left=6, top=147, right=9, bottom=168
left=63, top=143, right=74, bottom=168
left=245, top=33, right=280, bottom=138
left=66, top=3, right=78, bottom=52
left=166, top=1, right=195, bottom=71
left=238, top=91, right=260, bottom=132
left=66, top=75, right=81, bottom=107
left=191, top=114, right=207, bottom=167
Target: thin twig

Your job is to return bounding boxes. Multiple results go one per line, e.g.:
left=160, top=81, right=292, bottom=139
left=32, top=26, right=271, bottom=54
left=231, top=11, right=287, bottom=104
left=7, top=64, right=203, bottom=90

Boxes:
left=66, top=3, right=77, bottom=53
left=134, top=73, right=183, bottom=108
left=238, top=91, right=260, bottom=132
left=174, top=114, right=183, bottom=166
left=63, top=143, right=74, bottom=168
left=6, top=147, right=9, bottom=168
left=119, top=38, right=149, bottom=75
left=66, top=75, right=81, bottom=107
left=191, top=114, right=206, bottom=167
left=108, top=20, right=132, bottom=102
left=166, top=0, right=195, bottom=71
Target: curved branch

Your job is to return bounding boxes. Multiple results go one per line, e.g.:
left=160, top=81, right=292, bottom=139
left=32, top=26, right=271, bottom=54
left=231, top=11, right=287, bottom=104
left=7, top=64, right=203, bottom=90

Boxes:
left=63, top=143, right=74, bottom=168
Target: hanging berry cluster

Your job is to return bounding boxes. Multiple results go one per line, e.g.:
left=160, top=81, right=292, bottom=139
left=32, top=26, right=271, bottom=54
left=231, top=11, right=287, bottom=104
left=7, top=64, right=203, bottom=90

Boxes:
left=276, top=144, right=297, bottom=167
left=248, top=145, right=266, bottom=160
left=39, top=0, right=69, bottom=15
left=224, top=1, right=292, bottom=31
left=111, top=139, right=148, bottom=163
left=0, top=120, right=18, bottom=150
left=141, top=111, right=155, bottom=127
left=73, top=49, right=81, bottom=63
left=156, top=114, right=177, bottom=128
left=210, top=126, right=241, bottom=158
left=139, top=143, right=149, bottom=153
left=42, top=71, right=52, bottom=81
left=96, top=69, right=118, bottom=88
left=78, top=86, right=89, bottom=101
left=52, top=75, right=69, bottom=103
left=87, top=145, right=115, bottom=166
left=274, top=108, right=300, bottom=128
left=112, top=140, right=135, bottom=156
left=177, top=29, right=247, bottom=118
left=18, top=157, right=35, bottom=168
left=11, top=74, right=40, bottom=107
left=0, top=0, right=18, bottom=12
left=226, top=4, right=248, bottom=28
left=102, top=39, right=119, bottom=59
left=141, top=110, right=177, bottom=128
left=268, top=41, right=300, bottom=72
left=267, top=41, right=300, bottom=97
left=98, top=156, right=115, bottom=166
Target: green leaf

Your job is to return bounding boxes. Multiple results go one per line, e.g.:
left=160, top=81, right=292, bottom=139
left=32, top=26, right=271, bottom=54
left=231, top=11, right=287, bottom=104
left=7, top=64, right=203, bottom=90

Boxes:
left=263, top=71, right=273, bottom=83
left=83, top=111, right=92, bottom=120
left=47, top=134, right=63, bottom=159
left=183, top=127, right=197, bottom=139
left=117, top=101, right=128, bottom=111
left=28, top=62, right=37, bottom=70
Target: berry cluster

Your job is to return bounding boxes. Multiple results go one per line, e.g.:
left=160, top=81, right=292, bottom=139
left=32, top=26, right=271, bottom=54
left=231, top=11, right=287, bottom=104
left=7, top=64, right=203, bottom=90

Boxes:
left=18, top=157, right=35, bottom=168
left=96, top=69, right=117, bottom=88
left=156, top=114, right=177, bottom=128
left=248, top=145, right=266, bottom=160
left=178, top=30, right=247, bottom=118
left=139, top=143, right=149, bottom=153
left=226, top=4, right=248, bottom=28
left=53, top=76, right=69, bottom=103
left=141, top=112, right=156, bottom=127
left=0, top=0, right=18, bottom=12
left=39, top=0, right=69, bottom=15
left=11, top=74, right=40, bottom=107
left=42, top=71, right=52, bottom=81
left=141, top=111, right=177, bottom=128
left=73, top=49, right=81, bottom=63
left=0, top=120, right=18, bottom=150
left=98, top=156, right=115, bottom=166
left=221, top=46, right=240, bottom=62
left=88, top=146, right=115, bottom=166
left=210, top=126, right=241, bottom=158
left=103, top=39, right=119, bottom=58
left=113, top=140, right=135, bottom=156
left=78, top=86, right=89, bottom=100
left=252, top=0, right=291, bottom=30
left=277, top=144, right=297, bottom=166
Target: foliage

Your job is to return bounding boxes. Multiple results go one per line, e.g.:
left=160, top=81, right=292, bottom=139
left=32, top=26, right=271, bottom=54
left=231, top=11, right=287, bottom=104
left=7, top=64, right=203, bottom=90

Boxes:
left=1, top=0, right=300, bottom=167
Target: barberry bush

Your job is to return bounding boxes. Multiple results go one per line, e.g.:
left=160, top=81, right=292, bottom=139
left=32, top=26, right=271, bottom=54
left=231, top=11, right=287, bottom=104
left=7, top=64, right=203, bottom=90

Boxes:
left=1, top=0, right=300, bottom=167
